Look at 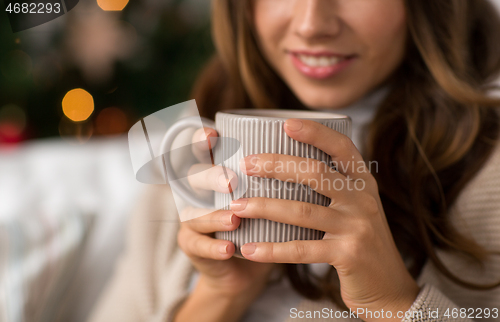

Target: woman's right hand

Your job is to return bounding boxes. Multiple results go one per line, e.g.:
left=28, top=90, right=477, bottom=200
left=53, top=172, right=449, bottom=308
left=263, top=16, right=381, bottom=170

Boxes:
left=177, top=127, right=275, bottom=300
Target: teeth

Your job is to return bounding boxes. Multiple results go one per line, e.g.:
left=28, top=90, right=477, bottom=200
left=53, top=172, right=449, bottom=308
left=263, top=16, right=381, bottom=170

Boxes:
left=298, top=55, right=343, bottom=67
left=319, top=57, right=330, bottom=67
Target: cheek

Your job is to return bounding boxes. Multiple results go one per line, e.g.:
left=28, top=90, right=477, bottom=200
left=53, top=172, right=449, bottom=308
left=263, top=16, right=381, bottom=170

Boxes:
left=347, top=0, right=407, bottom=66
left=253, top=1, right=294, bottom=62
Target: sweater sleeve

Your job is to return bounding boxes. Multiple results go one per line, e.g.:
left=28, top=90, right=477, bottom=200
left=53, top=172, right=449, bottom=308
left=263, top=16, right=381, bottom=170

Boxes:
left=402, top=284, right=474, bottom=322
left=87, top=185, right=194, bottom=322
left=408, top=140, right=500, bottom=321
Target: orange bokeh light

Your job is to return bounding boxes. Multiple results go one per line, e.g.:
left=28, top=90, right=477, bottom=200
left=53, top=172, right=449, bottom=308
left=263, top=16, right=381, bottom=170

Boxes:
left=95, top=107, right=128, bottom=135
left=97, top=0, right=129, bottom=11
left=62, top=88, right=94, bottom=122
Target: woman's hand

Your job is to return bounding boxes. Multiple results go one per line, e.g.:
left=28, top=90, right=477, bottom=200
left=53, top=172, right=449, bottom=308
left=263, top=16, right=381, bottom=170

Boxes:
left=175, top=127, right=275, bottom=322
left=230, top=119, right=420, bottom=321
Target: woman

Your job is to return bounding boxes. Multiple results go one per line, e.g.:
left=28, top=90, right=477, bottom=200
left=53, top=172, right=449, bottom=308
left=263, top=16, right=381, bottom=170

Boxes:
left=89, top=0, right=500, bottom=321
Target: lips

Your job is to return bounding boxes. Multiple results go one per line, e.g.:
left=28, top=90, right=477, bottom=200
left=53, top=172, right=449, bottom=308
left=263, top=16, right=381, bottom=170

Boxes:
left=296, top=54, right=345, bottom=67
left=288, top=51, right=356, bottom=79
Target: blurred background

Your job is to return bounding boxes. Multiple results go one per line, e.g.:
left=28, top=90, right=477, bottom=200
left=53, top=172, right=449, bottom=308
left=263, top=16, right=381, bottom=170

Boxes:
left=0, top=1, right=213, bottom=321
left=0, top=0, right=213, bottom=144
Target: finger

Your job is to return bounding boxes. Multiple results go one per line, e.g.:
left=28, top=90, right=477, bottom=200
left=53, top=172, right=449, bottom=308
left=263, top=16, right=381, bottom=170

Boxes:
left=230, top=197, right=344, bottom=232
left=284, top=119, right=370, bottom=179
left=240, top=153, right=352, bottom=198
left=183, top=208, right=241, bottom=234
left=187, top=163, right=238, bottom=194
left=240, top=240, right=333, bottom=264
left=191, top=127, right=218, bottom=164
left=178, top=225, right=235, bottom=260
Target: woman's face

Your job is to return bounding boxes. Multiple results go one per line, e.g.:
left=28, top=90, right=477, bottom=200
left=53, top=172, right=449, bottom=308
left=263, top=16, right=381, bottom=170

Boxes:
left=253, top=0, right=407, bottom=109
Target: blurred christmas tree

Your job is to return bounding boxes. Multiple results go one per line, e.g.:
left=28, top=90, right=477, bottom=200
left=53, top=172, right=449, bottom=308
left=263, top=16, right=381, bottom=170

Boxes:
left=0, top=0, right=214, bottom=143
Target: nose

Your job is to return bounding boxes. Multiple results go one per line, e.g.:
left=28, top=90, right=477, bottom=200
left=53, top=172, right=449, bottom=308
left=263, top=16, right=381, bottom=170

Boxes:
left=294, top=0, right=341, bottom=40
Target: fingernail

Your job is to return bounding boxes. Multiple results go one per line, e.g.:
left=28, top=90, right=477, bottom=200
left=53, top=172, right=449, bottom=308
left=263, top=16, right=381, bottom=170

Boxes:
left=230, top=198, right=248, bottom=212
left=241, top=243, right=256, bottom=255
left=222, top=213, right=233, bottom=225
left=219, top=244, right=228, bottom=254
left=218, top=173, right=234, bottom=188
left=285, top=119, right=303, bottom=132
left=202, top=129, right=216, bottom=149
left=199, top=129, right=209, bottom=142
left=240, top=156, right=258, bottom=171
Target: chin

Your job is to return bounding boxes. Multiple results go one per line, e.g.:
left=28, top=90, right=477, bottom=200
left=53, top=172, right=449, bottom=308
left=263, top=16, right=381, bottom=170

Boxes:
left=293, top=88, right=365, bottom=110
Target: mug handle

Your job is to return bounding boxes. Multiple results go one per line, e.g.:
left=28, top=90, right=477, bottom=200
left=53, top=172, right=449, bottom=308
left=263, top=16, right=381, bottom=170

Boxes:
left=160, top=116, right=216, bottom=209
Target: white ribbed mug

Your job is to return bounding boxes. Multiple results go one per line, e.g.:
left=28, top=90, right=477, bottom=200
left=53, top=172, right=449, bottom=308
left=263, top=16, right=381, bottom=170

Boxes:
left=163, top=109, right=351, bottom=258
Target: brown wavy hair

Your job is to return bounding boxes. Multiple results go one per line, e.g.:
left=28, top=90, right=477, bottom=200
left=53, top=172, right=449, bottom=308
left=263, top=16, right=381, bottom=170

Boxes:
left=190, top=0, right=500, bottom=307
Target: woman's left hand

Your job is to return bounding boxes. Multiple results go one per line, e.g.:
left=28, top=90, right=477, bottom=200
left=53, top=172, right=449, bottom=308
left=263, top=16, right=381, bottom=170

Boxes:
left=230, top=119, right=420, bottom=321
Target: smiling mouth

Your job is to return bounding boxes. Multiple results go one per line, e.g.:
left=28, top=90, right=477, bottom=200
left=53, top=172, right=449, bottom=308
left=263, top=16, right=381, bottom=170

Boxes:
left=296, top=54, right=348, bottom=67
left=287, top=51, right=357, bottom=79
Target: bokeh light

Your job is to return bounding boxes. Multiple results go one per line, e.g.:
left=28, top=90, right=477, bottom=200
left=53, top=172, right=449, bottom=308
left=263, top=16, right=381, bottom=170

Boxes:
left=0, top=104, right=27, bottom=144
left=62, top=88, right=94, bottom=122
left=33, top=56, right=63, bottom=91
left=97, top=0, right=129, bottom=11
left=95, top=107, right=128, bottom=135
